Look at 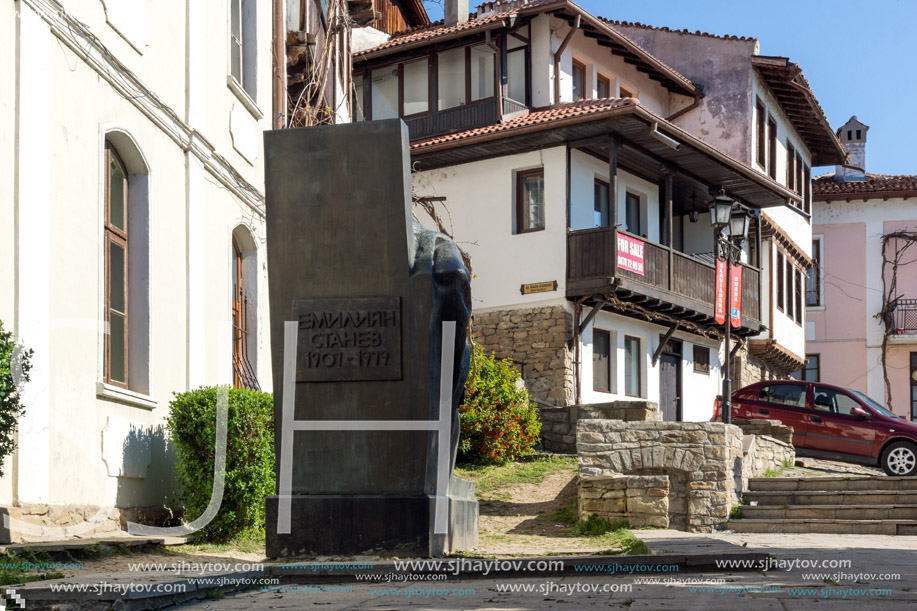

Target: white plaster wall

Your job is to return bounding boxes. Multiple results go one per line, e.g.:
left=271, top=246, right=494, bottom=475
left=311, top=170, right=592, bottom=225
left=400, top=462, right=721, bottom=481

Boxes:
left=530, top=14, right=553, bottom=108
left=1, top=0, right=271, bottom=508
left=557, top=25, right=671, bottom=116
left=413, top=147, right=569, bottom=310
left=569, top=149, right=661, bottom=242
left=580, top=310, right=722, bottom=421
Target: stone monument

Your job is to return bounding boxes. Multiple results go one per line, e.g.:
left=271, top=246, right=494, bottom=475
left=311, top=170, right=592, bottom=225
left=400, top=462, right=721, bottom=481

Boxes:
left=263, top=119, right=478, bottom=557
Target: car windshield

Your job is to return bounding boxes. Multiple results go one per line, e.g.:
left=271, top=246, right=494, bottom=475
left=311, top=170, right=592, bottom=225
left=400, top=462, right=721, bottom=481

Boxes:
left=850, top=390, right=900, bottom=419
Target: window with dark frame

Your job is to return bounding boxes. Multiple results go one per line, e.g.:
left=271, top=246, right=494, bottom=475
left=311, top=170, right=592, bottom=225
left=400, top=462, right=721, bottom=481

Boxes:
left=516, top=169, right=544, bottom=233
left=767, top=116, right=777, bottom=179
left=790, top=354, right=820, bottom=382
left=104, top=143, right=129, bottom=388
left=625, top=192, right=641, bottom=235
left=795, top=152, right=803, bottom=197
left=756, top=98, right=766, bottom=167
left=593, top=329, right=611, bottom=392
left=786, top=257, right=794, bottom=321
left=624, top=335, right=640, bottom=397
left=786, top=141, right=796, bottom=191
left=807, top=238, right=821, bottom=306
left=620, top=84, right=636, bottom=99
left=594, top=178, right=609, bottom=227
left=694, top=346, right=710, bottom=374
left=911, top=352, right=917, bottom=420
left=506, top=34, right=529, bottom=105
left=597, top=74, right=611, bottom=99
left=803, top=164, right=811, bottom=214
left=776, top=250, right=785, bottom=311
left=572, top=59, right=585, bottom=101
left=794, top=267, right=803, bottom=324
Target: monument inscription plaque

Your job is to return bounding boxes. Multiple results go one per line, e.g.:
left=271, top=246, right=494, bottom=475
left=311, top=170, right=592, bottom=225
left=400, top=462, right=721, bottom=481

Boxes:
left=294, top=297, right=402, bottom=382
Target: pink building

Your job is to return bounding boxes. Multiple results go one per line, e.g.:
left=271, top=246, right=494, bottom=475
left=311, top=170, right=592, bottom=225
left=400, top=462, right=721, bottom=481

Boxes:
left=808, top=117, right=917, bottom=419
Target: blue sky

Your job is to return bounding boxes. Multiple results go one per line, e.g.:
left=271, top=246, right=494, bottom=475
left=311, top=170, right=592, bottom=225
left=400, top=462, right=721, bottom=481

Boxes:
left=423, top=1, right=917, bottom=176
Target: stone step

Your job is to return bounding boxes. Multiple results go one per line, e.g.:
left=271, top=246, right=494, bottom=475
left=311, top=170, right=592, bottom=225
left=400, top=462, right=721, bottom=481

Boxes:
left=743, top=489, right=917, bottom=506
left=727, top=518, right=917, bottom=535
left=739, top=504, right=917, bottom=521
left=747, top=476, right=915, bottom=492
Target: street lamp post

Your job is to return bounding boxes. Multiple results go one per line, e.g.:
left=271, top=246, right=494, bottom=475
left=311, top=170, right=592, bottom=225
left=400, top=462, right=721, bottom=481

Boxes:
left=710, top=190, right=749, bottom=426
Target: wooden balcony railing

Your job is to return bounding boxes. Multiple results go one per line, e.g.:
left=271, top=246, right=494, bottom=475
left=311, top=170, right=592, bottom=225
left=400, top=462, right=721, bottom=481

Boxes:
left=568, top=227, right=761, bottom=328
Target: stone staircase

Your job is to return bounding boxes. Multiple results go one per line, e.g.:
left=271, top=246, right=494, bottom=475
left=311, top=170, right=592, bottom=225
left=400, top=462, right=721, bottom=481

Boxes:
left=728, top=476, right=917, bottom=535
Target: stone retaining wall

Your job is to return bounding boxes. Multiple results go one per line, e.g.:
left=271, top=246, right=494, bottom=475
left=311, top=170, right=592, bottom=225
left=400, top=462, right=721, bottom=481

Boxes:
left=577, top=420, right=743, bottom=532
left=734, top=419, right=794, bottom=446
left=472, top=306, right=574, bottom=406
left=539, top=401, right=660, bottom=453
left=578, top=475, right=670, bottom=528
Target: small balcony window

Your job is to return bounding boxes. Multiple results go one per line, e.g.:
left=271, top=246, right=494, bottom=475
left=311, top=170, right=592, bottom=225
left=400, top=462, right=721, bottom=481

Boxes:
left=470, top=45, right=495, bottom=102
left=516, top=169, right=544, bottom=233
left=402, top=59, right=430, bottom=116
left=594, top=179, right=609, bottom=227
left=438, top=47, right=466, bottom=110
left=572, top=60, right=585, bottom=101
left=371, top=67, right=398, bottom=120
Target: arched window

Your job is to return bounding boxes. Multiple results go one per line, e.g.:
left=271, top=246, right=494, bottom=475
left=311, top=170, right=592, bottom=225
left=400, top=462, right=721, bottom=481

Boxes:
left=104, top=143, right=129, bottom=386
left=100, top=133, right=150, bottom=398
left=232, top=227, right=259, bottom=390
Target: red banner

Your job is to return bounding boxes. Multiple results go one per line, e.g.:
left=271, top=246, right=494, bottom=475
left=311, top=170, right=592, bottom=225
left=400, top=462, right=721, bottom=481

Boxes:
left=616, top=233, right=645, bottom=276
left=714, top=259, right=727, bottom=325
left=730, top=263, right=743, bottom=328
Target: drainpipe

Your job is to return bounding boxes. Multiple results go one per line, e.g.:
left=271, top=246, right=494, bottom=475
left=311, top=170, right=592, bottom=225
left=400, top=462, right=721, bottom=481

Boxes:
left=273, top=0, right=286, bottom=128
left=666, top=93, right=701, bottom=122
left=553, top=15, right=580, bottom=106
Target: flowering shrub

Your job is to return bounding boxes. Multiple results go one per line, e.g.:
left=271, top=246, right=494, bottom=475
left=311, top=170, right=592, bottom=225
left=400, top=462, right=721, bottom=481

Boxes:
left=458, top=346, right=541, bottom=465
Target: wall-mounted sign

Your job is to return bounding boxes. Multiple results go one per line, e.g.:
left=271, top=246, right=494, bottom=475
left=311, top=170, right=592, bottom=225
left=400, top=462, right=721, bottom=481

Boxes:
left=617, top=233, right=645, bottom=276
left=520, top=281, right=558, bottom=295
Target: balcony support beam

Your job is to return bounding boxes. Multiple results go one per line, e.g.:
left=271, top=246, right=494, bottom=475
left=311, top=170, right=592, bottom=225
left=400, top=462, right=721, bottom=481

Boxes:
left=652, top=322, right=680, bottom=366
left=578, top=297, right=609, bottom=335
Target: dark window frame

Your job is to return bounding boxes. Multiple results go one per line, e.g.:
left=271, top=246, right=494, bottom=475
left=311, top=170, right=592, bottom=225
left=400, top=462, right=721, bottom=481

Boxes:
left=505, top=40, right=531, bottom=106
left=776, top=249, right=785, bottom=312
left=792, top=354, right=820, bottom=382
left=624, top=335, right=641, bottom=397
left=597, top=73, right=611, bottom=99
left=807, top=238, right=821, bottom=307
left=694, top=346, right=710, bottom=374
left=785, top=256, right=794, bottom=321
left=755, top=98, right=766, bottom=168
left=767, top=115, right=777, bottom=179
left=572, top=58, right=586, bottom=101
left=803, top=164, right=812, bottom=215
left=593, top=329, right=611, bottom=392
left=794, top=266, right=803, bottom=324
left=104, top=143, right=129, bottom=389
left=594, top=177, right=609, bottom=228
left=624, top=191, right=642, bottom=235
left=786, top=141, right=796, bottom=191
left=515, top=168, right=545, bottom=234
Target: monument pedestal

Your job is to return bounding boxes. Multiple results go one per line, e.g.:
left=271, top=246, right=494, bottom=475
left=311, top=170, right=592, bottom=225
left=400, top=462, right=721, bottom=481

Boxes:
left=265, top=476, right=477, bottom=557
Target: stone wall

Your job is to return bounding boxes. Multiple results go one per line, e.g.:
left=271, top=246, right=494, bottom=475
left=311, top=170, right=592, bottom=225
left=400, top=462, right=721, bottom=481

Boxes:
left=578, top=475, right=669, bottom=528
left=472, top=306, right=574, bottom=406
left=0, top=504, right=181, bottom=543
left=735, top=420, right=795, bottom=482
left=539, top=400, right=660, bottom=453
left=577, top=420, right=743, bottom=532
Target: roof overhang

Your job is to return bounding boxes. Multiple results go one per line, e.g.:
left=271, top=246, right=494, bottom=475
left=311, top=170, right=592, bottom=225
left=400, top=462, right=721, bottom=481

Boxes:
left=411, top=103, right=800, bottom=209
left=752, top=56, right=845, bottom=167
left=354, top=0, right=700, bottom=97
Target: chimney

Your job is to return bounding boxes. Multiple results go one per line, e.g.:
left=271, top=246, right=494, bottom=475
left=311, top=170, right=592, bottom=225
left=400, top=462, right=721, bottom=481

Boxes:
left=834, top=116, right=869, bottom=182
left=445, top=0, right=469, bottom=27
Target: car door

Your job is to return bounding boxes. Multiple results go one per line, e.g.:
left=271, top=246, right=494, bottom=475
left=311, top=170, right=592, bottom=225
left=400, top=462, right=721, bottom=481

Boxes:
left=745, top=382, right=809, bottom=448
left=805, top=386, right=877, bottom=458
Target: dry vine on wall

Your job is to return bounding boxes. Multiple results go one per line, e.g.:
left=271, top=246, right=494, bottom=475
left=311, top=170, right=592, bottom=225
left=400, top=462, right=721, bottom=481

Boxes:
left=877, top=230, right=917, bottom=410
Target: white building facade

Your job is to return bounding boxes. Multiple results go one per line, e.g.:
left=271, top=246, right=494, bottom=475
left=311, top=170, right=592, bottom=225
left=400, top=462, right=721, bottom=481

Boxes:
left=1, top=0, right=272, bottom=534
left=354, top=0, right=844, bottom=422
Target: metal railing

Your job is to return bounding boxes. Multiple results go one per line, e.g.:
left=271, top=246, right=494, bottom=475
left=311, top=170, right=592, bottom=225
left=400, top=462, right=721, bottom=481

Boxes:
left=893, top=299, right=917, bottom=333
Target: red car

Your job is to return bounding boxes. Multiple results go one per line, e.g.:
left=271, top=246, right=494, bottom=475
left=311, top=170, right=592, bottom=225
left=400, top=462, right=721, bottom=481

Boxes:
left=712, top=380, right=917, bottom=476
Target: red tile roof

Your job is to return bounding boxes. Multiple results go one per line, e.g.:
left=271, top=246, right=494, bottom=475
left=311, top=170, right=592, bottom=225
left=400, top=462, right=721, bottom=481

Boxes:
left=599, top=18, right=756, bottom=42
left=354, top=10, right=510, bottom=57
left=410, top=98, right=639, bottom=151
left=813, top=173, right=917, bottom=198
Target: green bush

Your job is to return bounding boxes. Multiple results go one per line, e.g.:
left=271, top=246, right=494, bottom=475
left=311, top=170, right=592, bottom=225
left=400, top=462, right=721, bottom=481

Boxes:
left=0, top=320, right=32, bottom=479
left=166, top=387, right=274, bottom=542
left=458, top=345, right=541, bottom=465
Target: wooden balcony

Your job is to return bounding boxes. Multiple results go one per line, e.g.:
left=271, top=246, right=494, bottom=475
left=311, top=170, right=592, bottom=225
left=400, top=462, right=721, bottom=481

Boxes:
left=567, top=227, right=761, bottom=334
left=405, top=97, right=529, bottom=141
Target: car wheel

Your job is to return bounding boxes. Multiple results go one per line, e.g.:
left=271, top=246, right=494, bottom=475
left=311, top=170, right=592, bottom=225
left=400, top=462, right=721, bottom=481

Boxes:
left=881, top=441, right=917, bottom=476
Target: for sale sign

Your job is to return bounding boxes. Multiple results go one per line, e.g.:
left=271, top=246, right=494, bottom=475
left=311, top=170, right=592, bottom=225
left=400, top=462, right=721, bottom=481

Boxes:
left=617, top=233, right=645, bottom=276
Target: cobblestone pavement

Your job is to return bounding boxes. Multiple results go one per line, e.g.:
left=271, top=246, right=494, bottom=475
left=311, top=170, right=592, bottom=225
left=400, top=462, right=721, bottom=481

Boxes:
left=174, top=532, right=917, bottom=610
